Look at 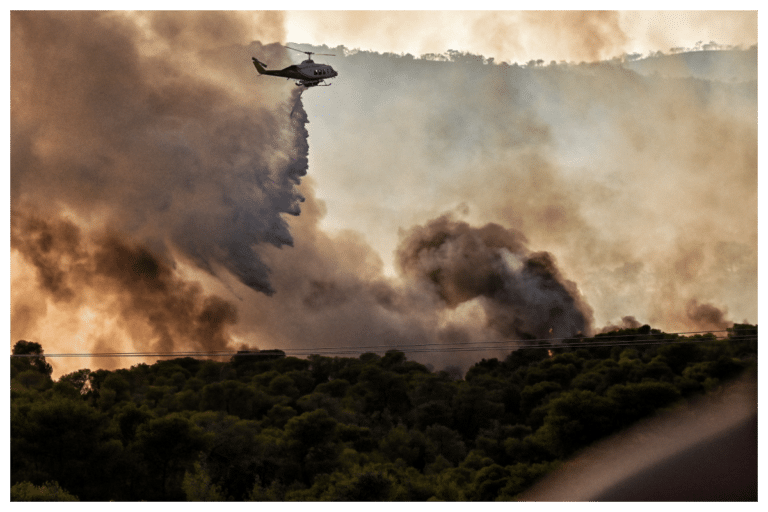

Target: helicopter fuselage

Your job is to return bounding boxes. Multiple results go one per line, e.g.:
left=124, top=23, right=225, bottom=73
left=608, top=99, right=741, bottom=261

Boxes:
left=293, top=59, right=338, bottom=87
left=252, top=57, right=337, bottom=88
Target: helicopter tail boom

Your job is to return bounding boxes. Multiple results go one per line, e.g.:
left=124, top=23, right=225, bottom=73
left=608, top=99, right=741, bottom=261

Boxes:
left=251, top=57, right=269, bottom=74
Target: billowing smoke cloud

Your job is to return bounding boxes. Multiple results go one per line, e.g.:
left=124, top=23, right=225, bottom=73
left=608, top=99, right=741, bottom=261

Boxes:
left=11, top=12, right=756, bottom=378
left=12, top=11, right=306, bottom=295
left=11, top=11, right=310, bottom=372
left=685, top=299, right=730, bottom=332
left=11, top=212, right=237, bottom=354
left=599, top=315, right=642, bottom=334
left=396, top=215, right=592, bottom=339
left=299, top=42, right=756, bottom=336
left=229, top=186, right=593, bottom=373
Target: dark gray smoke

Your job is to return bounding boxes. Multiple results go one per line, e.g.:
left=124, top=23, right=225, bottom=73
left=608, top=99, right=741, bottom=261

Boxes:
left=685, top=299, right=730, bottom=332
left=11, top=12, right=311, bottom=370
left=232, top=194, right=594, bottom=373
left=599, top=315, right=642, bottom=334
left=11, top=11, right=306, bottom=296
left=397, top=215, right=593, bottom=340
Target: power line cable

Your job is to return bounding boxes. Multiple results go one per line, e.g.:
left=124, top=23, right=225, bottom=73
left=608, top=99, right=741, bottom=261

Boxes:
left=10, top=330, right=755, bottom=358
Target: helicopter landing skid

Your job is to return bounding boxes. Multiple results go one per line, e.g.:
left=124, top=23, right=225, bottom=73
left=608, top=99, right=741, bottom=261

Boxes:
left=295, top=81, right=332, bottom=88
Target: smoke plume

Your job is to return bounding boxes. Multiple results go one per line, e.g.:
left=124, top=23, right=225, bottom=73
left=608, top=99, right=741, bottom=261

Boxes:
left=229, top=187, right=593, bottom=373
left=685, top=299, right=731, bottom=332
left=396, top=215, right=593, bottom=339
left=11, top=11, right=310, bottom=372
left=11, top=12, right=756, bottom=377
left=11, top=212, right=238, bottom=354
left=299, top=42, right=756, bottom=336
left=599, top=316, right=643, bottom=334
left=12, top=11, right=306, bottom=295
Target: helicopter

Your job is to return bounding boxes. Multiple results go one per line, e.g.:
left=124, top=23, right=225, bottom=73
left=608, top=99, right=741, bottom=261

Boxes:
left=252, top=46, right=338, bottom=88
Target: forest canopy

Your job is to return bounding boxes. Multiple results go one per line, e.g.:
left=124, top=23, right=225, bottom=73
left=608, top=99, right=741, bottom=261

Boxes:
left=10, top=324, right=757, bottom=501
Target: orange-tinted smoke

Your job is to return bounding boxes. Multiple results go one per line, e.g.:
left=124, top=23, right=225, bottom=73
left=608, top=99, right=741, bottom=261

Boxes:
left=12, top=212, right=238, bottom=354
left=12, top=11, right=305, bottom=296
left=10, top=11, right=308, bottom=374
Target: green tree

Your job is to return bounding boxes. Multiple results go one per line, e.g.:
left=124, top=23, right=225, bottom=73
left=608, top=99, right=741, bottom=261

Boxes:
left=452, top=384, right=504, bottom=439
left=468, top=463, right=510, bottom=501
left=182, top=460, right=225, bottom=501
left=496, top=461, right=559, bottom=500
left=531, top=389, right=617, bottom=457
left=337, top=423, right=377, bottom=452
left=285, top=409, right=339, bottom=454
left=264, top=403, right=297, bottom=428
left=14, top=370, right=52, bottom=391
left=335, top=471, right=393, bottom=501
left=413, top=399, right=454, bottom=430
left=11, top=481, right=79, bottom=501
left=314, top=378, right=350, bottom=398
left=135, top=413, right=211, bottom=499
left=98, top=373, right=131, bottom=410
left=380, top=424, right=429, bottom=470
left=520, top=381, right=562, bottom=414
left=248, top=476, right=286, bottom=501
left=174, top=388, right=202, bottom=411
left=570, top=370, right=604, bottom=391
left=268, top=374, right=300, bottom=399
left=11, top=394, right=121, bottom=500
left=115, top=402, right=154, bottom=444
left=57, top=369, right=92, bottom=395
left=425, top=424, right=466, bottom=465
left=12, top=340, right=53, bottom=378
left=355, top=365, right=411, bottom=417
left=605, top=381, right=681, bottom=426
left=657, top=342, right=702, bottom=374
left=191, top=411, right=262, bottom=500
left=409, top=372, right=456, bottom=405
left=285, top=369, right=316, bottom=395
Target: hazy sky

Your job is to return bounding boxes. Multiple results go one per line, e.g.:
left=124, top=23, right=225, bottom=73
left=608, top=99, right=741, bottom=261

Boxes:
left=285, top=10, right=758, bottom=64
left=8, top=10, right=759, bottom=377
left=282, top=9, right=759, bottom=297
left=285, top=10, right=758, bottom=328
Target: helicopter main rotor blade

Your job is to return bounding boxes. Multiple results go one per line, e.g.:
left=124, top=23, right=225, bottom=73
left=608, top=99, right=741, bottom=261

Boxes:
left=283, top=45, right=335, bottom=57
left=283, top=45, right=307, bottom=53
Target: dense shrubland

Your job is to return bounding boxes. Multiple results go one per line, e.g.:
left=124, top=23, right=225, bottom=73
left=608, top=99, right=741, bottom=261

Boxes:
left=10, top=324, right=757, bottom=501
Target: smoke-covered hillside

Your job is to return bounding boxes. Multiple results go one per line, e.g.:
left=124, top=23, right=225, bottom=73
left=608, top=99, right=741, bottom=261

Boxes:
left=11, top=12, right=756, bottom=378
